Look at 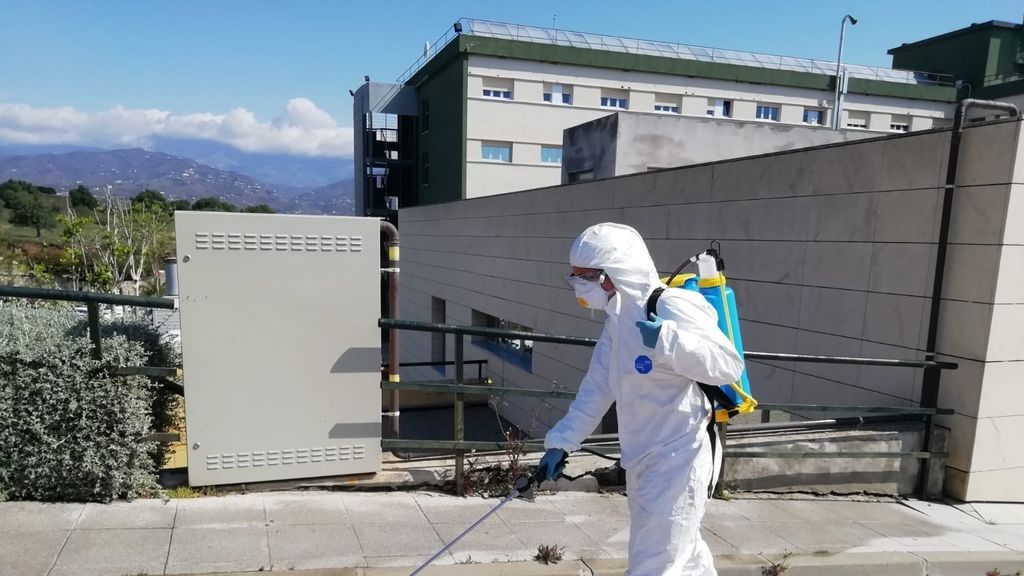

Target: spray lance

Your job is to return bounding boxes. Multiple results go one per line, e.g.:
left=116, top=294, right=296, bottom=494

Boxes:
left=408, top=451, right=568, bottom=576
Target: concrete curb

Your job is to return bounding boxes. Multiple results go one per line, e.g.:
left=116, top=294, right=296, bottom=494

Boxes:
left=193, top=551, right=1024, bottom=575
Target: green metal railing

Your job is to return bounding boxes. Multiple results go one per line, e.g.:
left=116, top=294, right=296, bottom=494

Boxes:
left=0, top=285, right=184, bottom=409
left=379, top=318, right=958, bottom=496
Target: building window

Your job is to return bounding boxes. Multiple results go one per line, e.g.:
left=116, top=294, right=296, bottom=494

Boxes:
left=803, top=109, right=826, bottom=125
left=706, top=99, right=733, bottom=118
left=481, top=142, right=512, bottom=162
left=471, top=309, right=533, bottom=371
left=890, top=115, right=910, bottom=132
left=420, top=99, right=430, bottom=132
left=543, top=83, right=573, bottom=105
left=482, top=88, right=512, bottom=100
left=845, top=110, right=868, bottom=129
left=431, top=297, right=446, bottom=373
left=756, top=105, right=780, bottom=121
left=654, top=104, right=680, bottom=113
left=541, top=146, right=562, bottom=164
left=601, top=97, right=628, bottom=109
left=421, top=152, right=429, bottom=185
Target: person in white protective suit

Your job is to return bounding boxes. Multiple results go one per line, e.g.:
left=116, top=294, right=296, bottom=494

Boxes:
left=538, top=223, right=744, bottom=576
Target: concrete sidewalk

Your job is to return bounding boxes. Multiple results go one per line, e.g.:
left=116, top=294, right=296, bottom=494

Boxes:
left=2, top=491, right=1024, bottom=575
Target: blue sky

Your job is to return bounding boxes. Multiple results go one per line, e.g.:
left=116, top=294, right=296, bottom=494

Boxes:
left=1, top=0, right=1020, bottom=156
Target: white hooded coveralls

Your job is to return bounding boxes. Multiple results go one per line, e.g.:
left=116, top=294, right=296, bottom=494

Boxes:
left=545, top=223, right=745, bottom=576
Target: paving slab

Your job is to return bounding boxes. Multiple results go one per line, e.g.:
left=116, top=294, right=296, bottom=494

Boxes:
left=917, top=550, right=1024, bottom=576
left=49, top=527, right=171, bottom=576
left=495, top=497, right=565, bottom=524
left=0, top=501, right=83, bottom=530
left=702, top=528, right=739, bottom=554
left=765, top=519, right=899, bottom=552
left=265, top=493, right=348, bottom=526
left=413, top=493, right=497, bottom=524
left=714, top=498, right=802, bottom=523
left=970, top=502, right=1024, bottom=525
left=0, top=529, right=69, bottom=576
left=971, top=526, right=1024, bottom=551
left=77, top=499, right=177, bottom=529
left=343, top=492, right=430, bottom=526
left=165, top=525, right=270, bottom=574
left=900, top=499, right=991, bottom=527
left=772, top=499, right=920, bottom=524
left=545, top=492, right=629, bottom=519
left=173, top=495, right=266, bottom=528
left=505, top=519, right=610, bottom=560
left=269, top=524, right=365, bottom=570
left=703, top=519, right=803, bottom=554
left=432, top=520, right=533, bottom=563
left=353, top=521, right=445, bottom=557
left=571, top=516, right=630, bottom=557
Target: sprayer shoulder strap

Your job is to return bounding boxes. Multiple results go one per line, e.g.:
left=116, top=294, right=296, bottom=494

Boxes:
left=645, top=287, right=737, bottom=412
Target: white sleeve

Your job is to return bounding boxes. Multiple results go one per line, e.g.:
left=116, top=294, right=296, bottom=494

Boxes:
left=544, top=324, right=615, bottom=453
left=655, top=291, right=745, bottom=386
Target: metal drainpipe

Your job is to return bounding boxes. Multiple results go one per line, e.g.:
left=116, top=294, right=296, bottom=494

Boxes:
left=924, top=99, right=1020, bottom=380
left=380, top=220, right=401, bottom=439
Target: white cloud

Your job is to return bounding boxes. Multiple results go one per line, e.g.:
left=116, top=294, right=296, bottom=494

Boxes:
left=0, top=98, right=353, bottom=157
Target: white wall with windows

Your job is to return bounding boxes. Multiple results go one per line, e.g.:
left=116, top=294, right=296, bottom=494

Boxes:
left=461, top=55, right=953, bottom=197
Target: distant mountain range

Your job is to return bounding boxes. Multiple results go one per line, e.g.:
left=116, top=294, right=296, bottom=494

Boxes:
left=0, top=147, right=353, bottom=215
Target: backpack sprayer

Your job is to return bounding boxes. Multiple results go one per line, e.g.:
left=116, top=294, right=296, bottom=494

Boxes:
left=649, top=241, right=757, bottom=422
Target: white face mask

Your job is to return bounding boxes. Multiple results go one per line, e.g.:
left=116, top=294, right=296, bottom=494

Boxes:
left=569, top=274, right=612, bottom=310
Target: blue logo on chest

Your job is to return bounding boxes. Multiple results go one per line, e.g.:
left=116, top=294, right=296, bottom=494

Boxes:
left=635, top=355, right=653, bottom=374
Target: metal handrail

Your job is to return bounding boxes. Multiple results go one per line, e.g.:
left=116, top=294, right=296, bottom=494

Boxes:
left=379, top=318, right=958, bottom=497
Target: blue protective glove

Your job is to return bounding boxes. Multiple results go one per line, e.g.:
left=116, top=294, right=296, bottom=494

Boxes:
left=537, top=448, right=567, bottom=481
left=635, top=313, right=663, bottom=349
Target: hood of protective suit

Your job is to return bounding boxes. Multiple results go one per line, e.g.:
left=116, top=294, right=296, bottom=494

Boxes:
left=569, top=223, right=661, bottom=306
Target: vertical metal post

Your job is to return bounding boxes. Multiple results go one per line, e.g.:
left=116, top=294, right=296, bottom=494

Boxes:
left=454, top=336, right=465, bottom=494
left=761, top=409, right=771, bottom=424
left=917, top=366, right=941, bottom=498
left=86, top=302, right=102, bottom=360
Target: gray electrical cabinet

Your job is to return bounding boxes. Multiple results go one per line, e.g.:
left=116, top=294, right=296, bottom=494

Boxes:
left=175, top=212, right=382, bottom=486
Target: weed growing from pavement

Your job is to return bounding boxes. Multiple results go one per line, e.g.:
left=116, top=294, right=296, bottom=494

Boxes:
left=534, top=544, right=565, bottom=565
left=163, top=485, right=221, bottom=499
left=986, top=570, right=1022, bottom=576
left=762, top=551, right=792, bottom=575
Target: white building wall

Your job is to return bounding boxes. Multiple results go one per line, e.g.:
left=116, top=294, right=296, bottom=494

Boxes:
left=400, top=119, right=1024, bottom=502
left=462, top=55, right=955, bottom=197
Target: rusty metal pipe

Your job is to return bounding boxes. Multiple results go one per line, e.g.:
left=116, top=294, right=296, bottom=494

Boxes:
left=380, top=220, right=400, bottom=439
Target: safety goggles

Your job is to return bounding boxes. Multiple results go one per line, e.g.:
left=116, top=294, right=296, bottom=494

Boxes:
left=564, top=269, right=604, bottom=287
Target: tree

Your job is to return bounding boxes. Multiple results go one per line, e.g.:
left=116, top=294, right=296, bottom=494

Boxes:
left=60, top=189, right=173, bottom=294
left=69, top=185, right=98, bottom=210
left=1, top=179, right=39, bottom=209
left=191, top=197, right=237, bottom=212
left=242, top=204, right=275, bottom=214
left=10, top=190, right=57, bottom=237
left=171, top=199, right=192, bottom=211
left=37, top=186, right=57, bottom=195
left=132, top=189, right=171, bottom=214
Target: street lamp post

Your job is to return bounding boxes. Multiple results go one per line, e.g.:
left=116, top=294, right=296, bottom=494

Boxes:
left=832, top=14, right=858, bottom=130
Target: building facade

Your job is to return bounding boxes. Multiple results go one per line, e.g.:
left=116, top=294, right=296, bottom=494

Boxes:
left=398, top=118, right=1024, bottom=502
left=354, top=19, right=959, bottom=213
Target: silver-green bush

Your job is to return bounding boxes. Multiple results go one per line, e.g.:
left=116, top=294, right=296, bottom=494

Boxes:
left=0, top=302, right=172, bottom=501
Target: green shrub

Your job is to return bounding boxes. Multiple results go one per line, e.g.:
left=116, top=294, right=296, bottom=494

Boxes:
left=0, top=301, right=176, bottom=502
